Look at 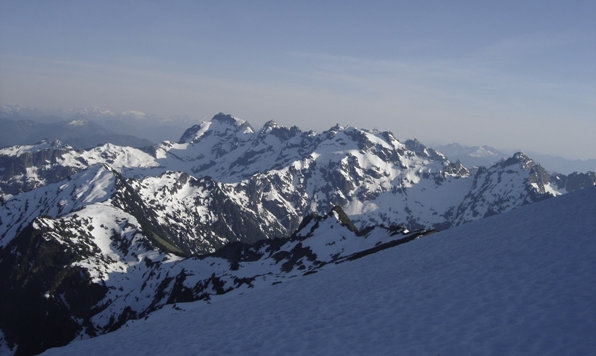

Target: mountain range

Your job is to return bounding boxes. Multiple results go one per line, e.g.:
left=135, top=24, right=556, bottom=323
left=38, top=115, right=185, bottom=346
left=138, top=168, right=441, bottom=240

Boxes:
left=435, top=142, right=596, bottom=174
left=0, top=113, right=594, bottom=354
left=3, top=104, right=595, bottom=174
left=0, top=105, right=189, bottom=148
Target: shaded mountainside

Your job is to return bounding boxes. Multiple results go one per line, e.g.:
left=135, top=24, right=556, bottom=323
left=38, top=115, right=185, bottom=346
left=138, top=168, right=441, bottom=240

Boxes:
left=0, top=117, right=153, bottom=150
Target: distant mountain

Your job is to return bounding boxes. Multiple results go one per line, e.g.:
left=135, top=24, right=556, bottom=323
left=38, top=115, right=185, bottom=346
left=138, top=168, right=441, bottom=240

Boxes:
left=0, top=104, right=191, bottom=144
left=525, top=151, right=596, bottom=175
left=0, top=117, right=153, bottom=149
left=1, top=113, right=595, bottom=354
left=434, top=143, right=506, bottom=168
left=435, top=142, right=596, bottom=174
left=41, top=186, right=596, bottom=356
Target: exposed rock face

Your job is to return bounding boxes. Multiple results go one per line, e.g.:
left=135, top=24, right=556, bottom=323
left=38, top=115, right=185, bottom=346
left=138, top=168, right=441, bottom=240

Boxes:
left=552, top=171, right=596, bottom=193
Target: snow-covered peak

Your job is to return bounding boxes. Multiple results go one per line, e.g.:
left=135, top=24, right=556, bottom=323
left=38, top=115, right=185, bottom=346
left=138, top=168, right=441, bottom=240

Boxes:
left=324, top=124, right=346, bottom=137
left=453, top=152, right=557, bottom=225
left=433, top=143, right=507, bottom=169
left=70, top=143, right=159, bottom=173
left=469, top=145, right=501, bottom=158
left=69, top=106, right=116, bottom=117
left=178, top=122, right=211, bottom=143
left=210, top=113, right=254, bottom=137
left=0, top=164, right=117, bottom=247
left=503, top=152, right=535, bottom=169
left=67, top=119, right=87, bottom=126
left=121, top=110, right=147, bottom=119
left=211, top=112, right=246, bottom=126
left=260, top=120, right=280, bottom=134
left=171, top=116, right=450, bottom=183
left=0, top=140, right=72, bottom=157
left=405, top=139, right=447, bottom=162
left=178, top=113, right=254, bottom=143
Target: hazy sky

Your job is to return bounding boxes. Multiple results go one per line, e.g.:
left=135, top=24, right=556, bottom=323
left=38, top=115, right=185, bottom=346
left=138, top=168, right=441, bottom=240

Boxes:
left=1, top=1, right=595, bottom=159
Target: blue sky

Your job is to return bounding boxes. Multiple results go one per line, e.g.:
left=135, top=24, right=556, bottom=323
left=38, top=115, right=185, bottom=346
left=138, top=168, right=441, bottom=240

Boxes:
left=1, top=1, right=594, bottom=159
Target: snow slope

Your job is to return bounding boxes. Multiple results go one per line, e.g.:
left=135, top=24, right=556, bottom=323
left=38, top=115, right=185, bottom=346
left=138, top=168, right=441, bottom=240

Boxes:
left=0, top=165, right=116, bottom=247
left=44, top=187, right=596, bottom=355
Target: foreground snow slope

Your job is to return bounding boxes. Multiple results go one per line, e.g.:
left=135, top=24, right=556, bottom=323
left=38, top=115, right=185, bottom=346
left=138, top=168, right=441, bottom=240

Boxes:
left=44, top=187, right=596, bottom=355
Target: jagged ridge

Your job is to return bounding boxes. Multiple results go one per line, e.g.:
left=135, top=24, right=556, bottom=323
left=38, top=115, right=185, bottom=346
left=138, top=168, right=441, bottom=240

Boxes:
left=1, top=114, right=594, bottom=255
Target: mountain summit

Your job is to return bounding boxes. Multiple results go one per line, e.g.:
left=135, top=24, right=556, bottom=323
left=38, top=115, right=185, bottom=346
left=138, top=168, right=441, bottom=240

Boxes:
left=178, top=113, right=254, bottom=144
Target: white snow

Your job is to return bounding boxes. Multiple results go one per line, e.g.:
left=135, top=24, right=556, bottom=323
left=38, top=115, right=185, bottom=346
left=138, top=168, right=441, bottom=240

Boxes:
left=121, top=110, right=147, bottom=119
left=0, top=142, right=62, bottom=157
left=43, top=187, right=596, bottom=355
left=542, top=182, right=563, bottom=196
left=188, top=121, right=212, bottom=141
left=470, top=145, right=500, bottom=158
left=64, top=204, right=149, bottom=282
left=0, top=165, right=116, bottom=247
left=68, top=120, right=86, bottom=126
left=64, top=144, right=160, bottom=173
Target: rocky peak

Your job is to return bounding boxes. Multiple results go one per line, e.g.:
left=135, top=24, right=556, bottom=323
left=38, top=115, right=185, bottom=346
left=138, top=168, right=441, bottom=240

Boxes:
left=497, top=152, right=551, bottom=186
left=178, top=113, right=254, bottom=144
left=211, top=113, right=241, bottom=126
left=328, top=206, right=359, bottom=233
left=258, top=121, right=303, bottom=142
left=0, top=140, right=73, bottom=158
left=211, top=113, right=254, bottom=134
left=325, top=124, right=344, bottom=137
left=261, top=120, right=280, bottom=133
left=292, top=206, right=360, bottom=240
left=405, top=139, right=446, bottom=162
left=551, top=171, right=596, bottom=193
left=503, top=152, right=535, bottom=169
